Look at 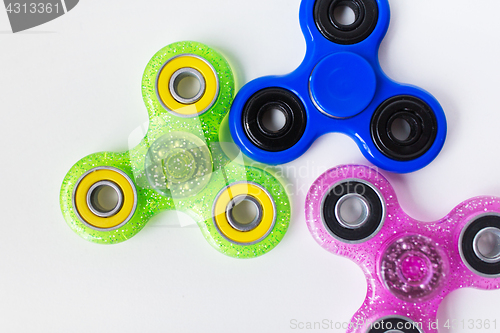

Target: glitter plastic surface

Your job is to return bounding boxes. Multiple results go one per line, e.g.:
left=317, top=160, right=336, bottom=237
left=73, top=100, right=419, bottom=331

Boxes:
left=60, top=41, right=290, bottom=258
left=229, top=0, right=447, bottom=173
left=305, top=164, right=500, bottom=333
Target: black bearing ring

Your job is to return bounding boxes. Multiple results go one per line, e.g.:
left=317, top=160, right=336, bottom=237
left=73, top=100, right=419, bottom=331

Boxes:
left=321, top=180, right=384, bottom=243
left=368, top=316, right=422, bottom=333
left=371, top=95, right=438, bottom=161
left=314, top=0, right=379, bottom=45
left=242, top=87, right=307, bottom=152
left=460, top=214, right=500, bottom=277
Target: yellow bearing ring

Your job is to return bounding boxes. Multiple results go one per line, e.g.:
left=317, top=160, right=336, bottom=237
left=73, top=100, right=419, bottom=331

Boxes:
left=213, top=182, right=276, bottom=245
left=73, top=167, right=137, bottom=230
left=156, top=54, right=219, bottom=117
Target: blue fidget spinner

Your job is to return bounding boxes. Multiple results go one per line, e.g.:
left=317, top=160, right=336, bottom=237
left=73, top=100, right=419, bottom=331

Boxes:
left=229, top=0, right=447, bottom=173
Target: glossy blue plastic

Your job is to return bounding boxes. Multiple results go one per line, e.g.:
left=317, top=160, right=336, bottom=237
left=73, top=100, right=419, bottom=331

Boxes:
left=229, top=0, right=447, bottom=173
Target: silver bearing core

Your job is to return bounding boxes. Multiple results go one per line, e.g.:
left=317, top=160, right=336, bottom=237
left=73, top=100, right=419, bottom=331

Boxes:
left=169, top=67, right=206, bottom=104
left=226, top=195, right=263, bottom=232
left=334, top=193, right=371, bottom=229
left=473, top=227, right=500, bottom=264
left=86, top=180, right=124, bottom=218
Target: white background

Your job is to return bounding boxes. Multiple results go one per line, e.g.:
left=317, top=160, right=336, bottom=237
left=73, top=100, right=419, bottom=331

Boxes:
left=1, top=0, right=500, bottom=332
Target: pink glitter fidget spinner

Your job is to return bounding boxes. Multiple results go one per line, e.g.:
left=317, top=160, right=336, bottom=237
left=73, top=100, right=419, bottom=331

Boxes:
left=305, top=164, right=500, bottom=333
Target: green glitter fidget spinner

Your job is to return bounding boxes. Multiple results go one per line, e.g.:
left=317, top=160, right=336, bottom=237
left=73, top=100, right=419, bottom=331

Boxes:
left=60, top=41, right=291, bottom=258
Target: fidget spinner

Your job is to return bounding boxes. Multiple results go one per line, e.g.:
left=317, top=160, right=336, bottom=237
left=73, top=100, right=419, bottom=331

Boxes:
left=229, top=0, right=447, bottom=173
left=60, top=41, right=291, bottom=258
left=305, top=164, right=500, bottom=333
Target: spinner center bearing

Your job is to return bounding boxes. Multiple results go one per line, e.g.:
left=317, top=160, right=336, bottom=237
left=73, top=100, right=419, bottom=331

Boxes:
left=162, top=148, right=198, bottom=183
left=310, top=52, right=376, bottom=118
left=145, top=132, right=213, bottom=198
left=380, top=234, right=448, bottom=302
